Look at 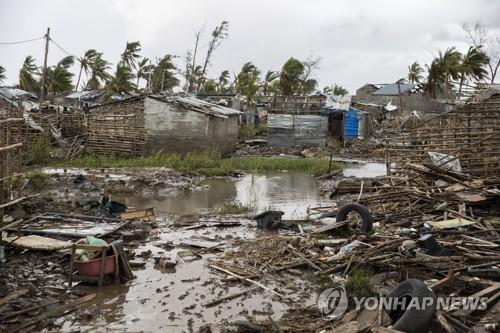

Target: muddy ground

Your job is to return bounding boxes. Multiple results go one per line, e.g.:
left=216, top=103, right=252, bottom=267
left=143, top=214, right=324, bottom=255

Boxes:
left=0, top=160, right=387, bottom=333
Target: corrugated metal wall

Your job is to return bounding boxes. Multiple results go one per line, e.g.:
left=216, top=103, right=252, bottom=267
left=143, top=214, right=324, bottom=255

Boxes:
left=344, top=107, right=359, bottom=139
left=268, top=113, right=327, bottom=147
left=144, top=97, right=239, bottom=154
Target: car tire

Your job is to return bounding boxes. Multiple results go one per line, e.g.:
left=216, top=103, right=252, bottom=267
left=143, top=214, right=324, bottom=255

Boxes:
left=386, top=279, right=437, bottom=333
left=336, top=203, right=373, bottom=232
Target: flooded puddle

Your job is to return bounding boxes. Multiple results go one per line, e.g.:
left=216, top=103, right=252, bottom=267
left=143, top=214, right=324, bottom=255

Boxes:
left=55, top=171, right=325, bottom=332
left=116, top=171, right=332, bottom=220
left=342, top=162, right=386, bottom=178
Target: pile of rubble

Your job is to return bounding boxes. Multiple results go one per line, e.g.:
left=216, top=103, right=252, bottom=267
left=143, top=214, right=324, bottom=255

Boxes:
left=207, top=161, right=499, bottom=332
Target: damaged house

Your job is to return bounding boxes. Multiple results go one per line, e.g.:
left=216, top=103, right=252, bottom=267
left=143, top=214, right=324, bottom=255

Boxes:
left=267, top=95, right=328, bottom=147
left=355, top=82, right=438, bottom=113
left=386, top=91, right=500, bottom=177
left=86, top=95, right=242, bottom=156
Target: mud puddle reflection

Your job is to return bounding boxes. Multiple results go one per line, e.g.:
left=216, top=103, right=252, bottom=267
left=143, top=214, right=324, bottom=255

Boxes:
left=57, top=171, right=325, bottom=332
left=115, top=171, right=331, bottom=220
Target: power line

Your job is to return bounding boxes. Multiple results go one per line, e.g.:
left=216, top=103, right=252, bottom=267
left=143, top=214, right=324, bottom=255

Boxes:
left=48, top=37, right=76, bottom=58
left=0, top=36, right=44, bottom=45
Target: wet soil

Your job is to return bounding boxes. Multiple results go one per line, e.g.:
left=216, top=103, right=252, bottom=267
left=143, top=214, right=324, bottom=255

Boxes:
left=4, top=162, right=386, bottom=332
left=20, top=168, right=332, bottom=332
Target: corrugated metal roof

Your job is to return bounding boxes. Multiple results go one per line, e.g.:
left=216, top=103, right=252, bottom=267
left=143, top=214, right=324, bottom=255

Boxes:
left=372, top=83, right=416, bottom=96
left=149, top=95, right=242, bottom=117
left=89, top=95, right=242, bottom=118
left=65, top=90, right=102, bottom=100
left=0, top=87, right=37, bottom=100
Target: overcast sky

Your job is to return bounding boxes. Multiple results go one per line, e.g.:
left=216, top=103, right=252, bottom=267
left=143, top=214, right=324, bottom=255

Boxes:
left=1, top=0, right=499, bottom=93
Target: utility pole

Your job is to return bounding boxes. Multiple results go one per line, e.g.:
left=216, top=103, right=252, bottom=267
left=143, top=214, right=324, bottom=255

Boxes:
left=39, top=27, right=50, bottom=108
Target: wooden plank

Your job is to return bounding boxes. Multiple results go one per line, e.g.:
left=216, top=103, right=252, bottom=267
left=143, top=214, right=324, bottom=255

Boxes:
left=10, top=293, right=96, bottom=332
left=0, top=288, right=29, bottom=307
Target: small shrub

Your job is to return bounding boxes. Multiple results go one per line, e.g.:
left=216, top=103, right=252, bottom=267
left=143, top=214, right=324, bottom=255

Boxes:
left=30, top=136, right=51, bottom=164
left=28, top=171, right=49, bottom=190
left=345, top=267, right=375, bottom=298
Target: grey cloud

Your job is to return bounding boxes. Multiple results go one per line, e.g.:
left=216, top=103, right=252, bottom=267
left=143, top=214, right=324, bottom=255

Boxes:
left=1, top=0, right=499, bottom=92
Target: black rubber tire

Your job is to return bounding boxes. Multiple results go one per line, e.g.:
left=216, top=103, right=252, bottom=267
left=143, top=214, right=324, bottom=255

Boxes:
left=386, top=279, right=437, bottom=333
left=336, top=203, right=373, bottom=232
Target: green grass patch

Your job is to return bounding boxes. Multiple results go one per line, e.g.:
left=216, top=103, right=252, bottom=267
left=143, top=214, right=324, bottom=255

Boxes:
left=28, top=170, right=49, bottom=190
left=345, top=267, right=375, bottom=298
left=51, top=151, right=342, bottom=176
left=30, top=136, right=51, bottom=164
left=217, top=200, right=254, bottom=214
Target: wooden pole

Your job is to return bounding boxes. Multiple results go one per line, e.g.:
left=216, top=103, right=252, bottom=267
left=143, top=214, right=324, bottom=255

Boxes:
left=39, top=27, right=50, bottom=107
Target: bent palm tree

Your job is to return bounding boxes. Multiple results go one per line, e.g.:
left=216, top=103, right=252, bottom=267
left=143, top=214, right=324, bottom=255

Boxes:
left=218, top=70, right=230, bottom=93
left=19, top=56, right=40, bottom=92
left=136, top=57, right=154, bottom=91
left=44, top=56, right=75, bottom=95
left=75, top=49, right=97, bottom=91
left=120, top=41, right=141, bottom=70
left=458, top=46, right=489, bottom=96
left=86, top=52, right=111, bottom=90
left=437, top=47, right=462, bottom=99
left=279, top=57, right=304, bottom=95
left=262, top=70, right=278, bottom=95
left=106, top=64, right=136, bottom=98
left=424, top=60, right=443, bottom=99
left=150, top=55, right=179, bottom=93
left=333, top=84, right=349, bottom=96
left=237, top=62, right=261, bottom=96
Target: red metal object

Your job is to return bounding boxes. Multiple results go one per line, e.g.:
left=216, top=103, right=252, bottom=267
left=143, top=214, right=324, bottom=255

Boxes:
left=75, top=255, right=115, bottom=276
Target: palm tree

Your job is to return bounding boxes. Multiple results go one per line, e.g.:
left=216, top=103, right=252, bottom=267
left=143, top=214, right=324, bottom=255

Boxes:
left=0, top=66, right=6, bottom=84
left=136, top=58, right=154, bottom=91
left=218, top=70, right=230, bottom=93
left=19, top=56, right=40, bottom=92
left=86, top=52, right=111, bottom=90
left=237, top=62, right=261, bottom=96
left=44, top=56, right=75, bottom=95
left=150, top=55, right=179, bottom=93
left=245, top=75, right=260, bottom=108
left=322, top=86, right=333, bottom=95
left=458, top=46, right=489, bottom=96
left=75, top=49, right=97, bottom=91
left=262, top=70, right=278, bottom=95
left=105, top=64, right=136, bottom=98
left=279, top=57, right=304, bottom=95
left=197, top=21, right=229, bottom=92
left=408, top=62, right=424, bottom=84
left=120, top=41, right=141, bottom=70
left=334, top=84, right=349, bottom=96
left=202, top=79, right=218, bottom=94
left=437, top=47, right=462, bottom=99
left=424, top=60, right=444, bottom=99
left=322, top=84, right=348, bottom=95
left=189, top=65, right=203, bottom=93
left=301, top=78, right=318, bottom=95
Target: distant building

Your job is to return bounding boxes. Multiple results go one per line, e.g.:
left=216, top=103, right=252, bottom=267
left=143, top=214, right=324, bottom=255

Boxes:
left=267, top=95, right=328, bottom=147
left=354, top=82, right=437, bottom=112
left=355, top=84, right=385, bottom=101
left=323, top=96, right=372, bottom=142
left=64, top=90, right=103, bottom=110
left=86, top=95, right=242, bottom=156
